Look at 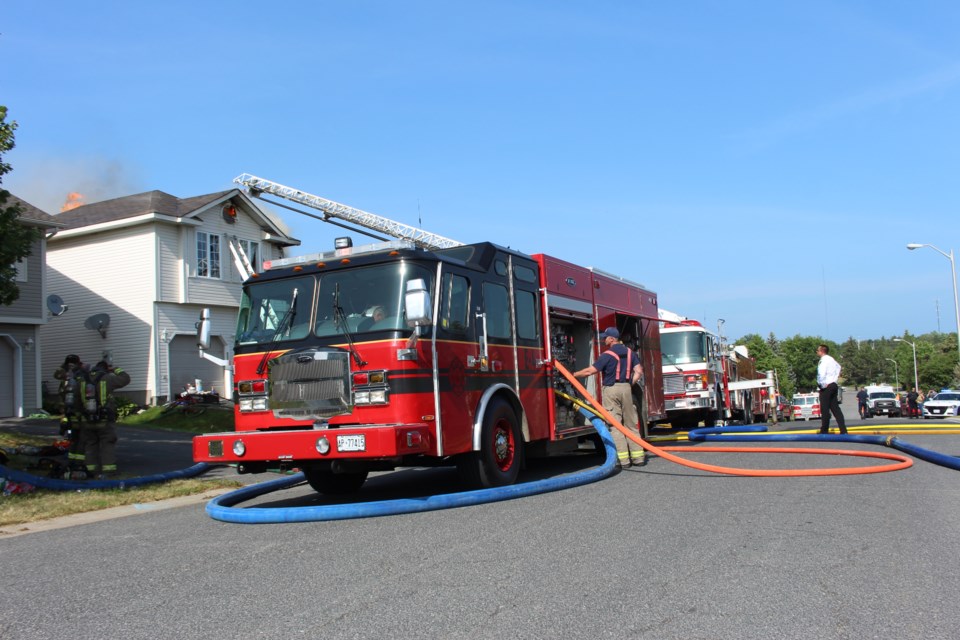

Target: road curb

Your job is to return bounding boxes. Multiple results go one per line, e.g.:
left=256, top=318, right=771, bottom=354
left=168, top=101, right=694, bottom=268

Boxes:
left=0, top=486, right=235, bottom=539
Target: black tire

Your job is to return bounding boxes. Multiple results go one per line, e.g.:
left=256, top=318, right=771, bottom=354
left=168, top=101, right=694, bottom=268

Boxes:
left=303, top=467, right=368, bottom=495
left=457, top=398, right=523, bottom=488
left=182, top=404, right=206, bottom=416
left=160, top=401, right=179, bottom=415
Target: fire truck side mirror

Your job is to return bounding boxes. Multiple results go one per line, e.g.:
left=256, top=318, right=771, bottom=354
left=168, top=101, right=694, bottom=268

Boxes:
left=404, top=279, right=432, bottom=327
left=196, top=308, right=212, bottom=350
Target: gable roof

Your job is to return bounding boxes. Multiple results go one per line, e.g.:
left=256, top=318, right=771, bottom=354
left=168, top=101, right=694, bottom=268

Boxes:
left=50, top=188, right=299, bottom=246
left=7, top=194, right=65, bottom=228
left=53, top=189, right=232, bottom=229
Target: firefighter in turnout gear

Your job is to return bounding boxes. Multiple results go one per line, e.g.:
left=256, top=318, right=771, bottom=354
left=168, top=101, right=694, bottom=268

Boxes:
left=54, top=354, right=89, bottom=471
left=80, top=360, right=131, bottom=477
left=574, top=327, right=646, bottom=468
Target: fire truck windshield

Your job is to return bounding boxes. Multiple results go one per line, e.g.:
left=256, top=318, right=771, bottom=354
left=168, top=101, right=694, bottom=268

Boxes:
left=235, top=263, right=434, bottom=346
left=314, top=263, right=433, bottom=337
left=661, top=330, right=708, bottom=365
left=236, top=276, right=314, bottom=345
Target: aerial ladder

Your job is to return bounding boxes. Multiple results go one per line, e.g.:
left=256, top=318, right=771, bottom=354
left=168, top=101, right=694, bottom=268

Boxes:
left=233, top=173, right=463, bottom=251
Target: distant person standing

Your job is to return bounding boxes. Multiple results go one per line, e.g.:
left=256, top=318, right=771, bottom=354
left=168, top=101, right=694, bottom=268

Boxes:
left=907, top=388, right=919, bottom=419
left=816, top=344, right=847, bottom=434
left=856, top=386, right=869, bottom=419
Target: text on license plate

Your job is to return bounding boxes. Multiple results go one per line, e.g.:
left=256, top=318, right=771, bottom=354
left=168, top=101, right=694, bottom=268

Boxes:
left=337, top=434, right=365, bottom=452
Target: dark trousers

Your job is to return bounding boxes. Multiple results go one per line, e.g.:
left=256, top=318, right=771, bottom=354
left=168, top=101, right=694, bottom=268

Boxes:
left=819, top=383, right=847, bottom=433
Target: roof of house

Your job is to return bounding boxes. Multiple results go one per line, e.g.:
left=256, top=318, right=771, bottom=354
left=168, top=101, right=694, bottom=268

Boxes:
left=7, top=194, right=65, bottom=228
left=48, top=188, right=299, bottom=246
left=53, top=189, right=233, bottom=229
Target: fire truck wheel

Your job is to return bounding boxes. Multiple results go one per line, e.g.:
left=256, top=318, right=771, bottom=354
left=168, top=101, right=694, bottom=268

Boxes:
left=458, top=398, right=523, bottom=488
left=303, top=468, right=369, bottom=495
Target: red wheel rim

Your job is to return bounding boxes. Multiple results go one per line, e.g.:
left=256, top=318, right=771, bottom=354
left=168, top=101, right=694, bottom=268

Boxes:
left=492, top=419, right=515, bottom=472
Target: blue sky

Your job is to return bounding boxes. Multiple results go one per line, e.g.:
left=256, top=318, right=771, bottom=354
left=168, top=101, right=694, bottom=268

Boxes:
left=4, top=1, right=959, bottom=343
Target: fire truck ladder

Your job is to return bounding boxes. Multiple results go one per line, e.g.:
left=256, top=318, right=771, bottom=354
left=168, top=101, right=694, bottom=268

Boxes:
left=233, top=173, right=463, bottom=251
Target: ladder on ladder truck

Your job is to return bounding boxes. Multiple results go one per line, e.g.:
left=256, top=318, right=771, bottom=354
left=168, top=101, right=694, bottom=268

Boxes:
left=233, top=173, right=463, bottom=251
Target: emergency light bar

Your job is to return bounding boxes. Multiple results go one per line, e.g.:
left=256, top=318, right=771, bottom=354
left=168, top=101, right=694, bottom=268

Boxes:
left=263, top=239, right=417, bottom=270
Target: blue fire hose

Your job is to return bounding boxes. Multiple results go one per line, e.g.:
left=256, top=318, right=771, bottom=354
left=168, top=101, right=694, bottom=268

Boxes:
left=0, top=462, right=212, bottom=491
left=205, top=409, right=618, bottom=524
left=686, top=426, right=960, bottom=471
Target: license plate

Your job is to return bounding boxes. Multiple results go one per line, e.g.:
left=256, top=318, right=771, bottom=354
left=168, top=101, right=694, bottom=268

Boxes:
left=337, top=434, right=365, bottom=452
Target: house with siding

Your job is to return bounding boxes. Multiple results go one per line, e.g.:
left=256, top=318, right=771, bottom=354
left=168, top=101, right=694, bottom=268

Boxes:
left=0, top=195, right=65, bottom=417
left=39, top=189, right=299, bottom=405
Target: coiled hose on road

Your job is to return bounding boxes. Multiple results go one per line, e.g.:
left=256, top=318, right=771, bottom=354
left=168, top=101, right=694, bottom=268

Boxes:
left=206, top=408, right=618, bottom=523
left=685, top=425, right=960, bottom=471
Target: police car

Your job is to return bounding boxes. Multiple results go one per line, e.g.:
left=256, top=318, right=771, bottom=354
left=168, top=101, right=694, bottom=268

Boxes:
left=921, top=390, right=960, bottom=419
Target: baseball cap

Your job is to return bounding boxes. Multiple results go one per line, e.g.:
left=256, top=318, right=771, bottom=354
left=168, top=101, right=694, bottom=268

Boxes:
left=599, top=327, right=620, bottom=340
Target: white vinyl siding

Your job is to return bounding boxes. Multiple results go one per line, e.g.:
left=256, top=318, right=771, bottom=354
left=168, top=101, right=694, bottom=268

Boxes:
left=157, top=224, right=183, bottom=303
left=41, top=228, right=158, bottom=401
left=0, top=237, right=45, bottom=322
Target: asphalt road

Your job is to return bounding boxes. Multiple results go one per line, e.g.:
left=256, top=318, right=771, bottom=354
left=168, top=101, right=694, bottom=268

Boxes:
left=2, top=394, right=959, bottom=639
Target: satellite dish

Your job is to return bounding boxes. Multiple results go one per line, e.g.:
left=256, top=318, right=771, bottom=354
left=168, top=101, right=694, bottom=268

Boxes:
left=84, top=313, right=111, bottom=339
left=47, top=294, right=68, bottom=317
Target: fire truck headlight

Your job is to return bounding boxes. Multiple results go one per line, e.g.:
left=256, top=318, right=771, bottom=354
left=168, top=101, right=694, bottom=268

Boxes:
left=252, top=397, right=268, bottom=411
left=239, top=398, right=253, bottom=411
left=355, top=391, right=370, bottom=404
left=316, top=437, right=331, bottom=455
left=370, top=389, right=388, bottom=404
left=232, top=440, right=246, bottom=457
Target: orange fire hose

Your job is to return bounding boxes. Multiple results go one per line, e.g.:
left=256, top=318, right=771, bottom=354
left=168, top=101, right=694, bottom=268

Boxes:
left=555, top=362, right=912, bottom=476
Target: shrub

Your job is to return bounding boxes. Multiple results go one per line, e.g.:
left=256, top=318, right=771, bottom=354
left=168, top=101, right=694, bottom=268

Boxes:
left=114, top=396, right=140, bottom=419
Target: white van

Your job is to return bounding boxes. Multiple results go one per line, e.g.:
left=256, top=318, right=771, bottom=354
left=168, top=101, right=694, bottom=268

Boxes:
left=865, top=385, right=900, bottom=417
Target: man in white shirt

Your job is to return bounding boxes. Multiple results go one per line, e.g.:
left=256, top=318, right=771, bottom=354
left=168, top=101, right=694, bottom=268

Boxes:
left=816, top=344, right=847, bottom=434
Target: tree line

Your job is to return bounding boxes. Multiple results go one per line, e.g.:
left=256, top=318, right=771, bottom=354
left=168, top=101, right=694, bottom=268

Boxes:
left=734, top=332, right=960, bottom=399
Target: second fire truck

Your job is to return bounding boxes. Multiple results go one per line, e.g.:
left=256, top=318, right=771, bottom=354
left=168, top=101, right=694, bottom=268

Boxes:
left=659, top=313, right=773, bottom=430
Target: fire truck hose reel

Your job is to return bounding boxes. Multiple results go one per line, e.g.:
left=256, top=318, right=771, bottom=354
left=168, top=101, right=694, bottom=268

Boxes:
left=0, top=462, right=212, bottom=491
left=204, top=408, right=618, bottom=524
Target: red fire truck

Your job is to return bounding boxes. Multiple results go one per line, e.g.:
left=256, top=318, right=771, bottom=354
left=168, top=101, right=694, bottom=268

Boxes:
left=193, top=236, right=665, bottom=493
left=659, top=316, right=772, bottom=429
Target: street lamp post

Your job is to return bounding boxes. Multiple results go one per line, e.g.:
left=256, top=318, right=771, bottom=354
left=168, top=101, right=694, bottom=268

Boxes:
left=884, top=357, right=899, bottom=390
left=907, top=243, right=960, bottom=363
left=893, top=338, right=919, bottom=392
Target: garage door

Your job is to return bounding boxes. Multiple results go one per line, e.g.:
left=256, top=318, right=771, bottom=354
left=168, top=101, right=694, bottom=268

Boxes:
left=0, top=339, right=14, bottom=417
left=168, top=335, right=226, bottom=397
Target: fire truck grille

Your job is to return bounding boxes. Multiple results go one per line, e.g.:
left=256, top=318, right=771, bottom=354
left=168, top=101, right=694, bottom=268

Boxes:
left=268, top=348, right=352, bottom=420
left=663, top=373, right=685, bottom=396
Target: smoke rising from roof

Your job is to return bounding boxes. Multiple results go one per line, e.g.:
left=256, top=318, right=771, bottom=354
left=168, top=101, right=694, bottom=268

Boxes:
left=6, top=155, right=145, bottom=215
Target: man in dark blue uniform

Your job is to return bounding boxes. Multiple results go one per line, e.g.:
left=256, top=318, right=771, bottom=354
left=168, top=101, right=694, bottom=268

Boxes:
left=574, top=327, right=646, bottom=468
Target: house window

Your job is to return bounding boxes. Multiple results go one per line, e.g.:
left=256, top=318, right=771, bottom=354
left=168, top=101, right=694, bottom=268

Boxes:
left=239, top=240, right=260, bottom=272
left=197, top=231, right=221, bottom=278
left=15, top=258, right=27, bottom=282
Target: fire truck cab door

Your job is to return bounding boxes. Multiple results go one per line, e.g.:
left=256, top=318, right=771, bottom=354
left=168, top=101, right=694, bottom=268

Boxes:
left=436, top=270, right=482, bottom=455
